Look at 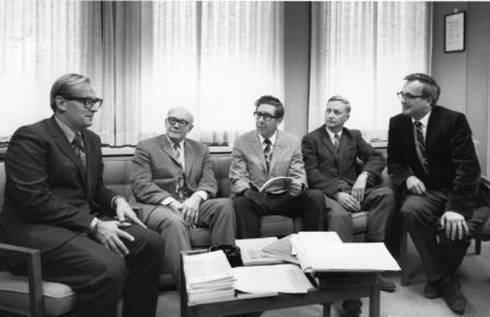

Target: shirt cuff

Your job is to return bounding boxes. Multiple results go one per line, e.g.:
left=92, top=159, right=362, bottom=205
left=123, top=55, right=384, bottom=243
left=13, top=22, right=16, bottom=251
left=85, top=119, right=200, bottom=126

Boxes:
left=111, top=195, right=124, bottom=209
left=194, top=190, right=208, bottom=201
left=89, top=217, right=99, bottom=234
left=162, top=197, right=178, bottom=206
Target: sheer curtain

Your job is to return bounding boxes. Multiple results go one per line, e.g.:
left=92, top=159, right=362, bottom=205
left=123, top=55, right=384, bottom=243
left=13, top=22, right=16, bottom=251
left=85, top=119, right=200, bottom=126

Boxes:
left=309, top=2, right=432, bottom=140
left=0, top=0, right=90, bottom=138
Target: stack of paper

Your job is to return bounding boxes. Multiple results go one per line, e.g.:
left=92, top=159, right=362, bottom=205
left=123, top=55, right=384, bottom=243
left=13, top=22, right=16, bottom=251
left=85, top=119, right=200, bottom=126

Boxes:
left=233, top=264, right=313, bottom=294
left=183, top=250, right=235, bottom=305
left=294, top=231, right=401, bottom=272
left=236, top=237, right=283, bottom=266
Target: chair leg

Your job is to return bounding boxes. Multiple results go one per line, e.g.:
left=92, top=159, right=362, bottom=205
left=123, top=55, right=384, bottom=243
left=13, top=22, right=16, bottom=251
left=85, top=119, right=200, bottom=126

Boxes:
left=474, top=237, right=482, bottom=255
left=399, top=221, right=410, bottom=286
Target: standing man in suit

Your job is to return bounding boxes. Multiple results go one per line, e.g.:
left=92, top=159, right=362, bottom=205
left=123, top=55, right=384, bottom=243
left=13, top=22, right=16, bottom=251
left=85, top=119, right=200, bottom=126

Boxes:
left=230, top=95, right=326, bottom=239
left=388, top=73, right=481, bottom=314
left=0, top=73, right=164, bottom=317
left=302, top=95, right=396, bottom=292
left=131, top=107, right=235, bottom=283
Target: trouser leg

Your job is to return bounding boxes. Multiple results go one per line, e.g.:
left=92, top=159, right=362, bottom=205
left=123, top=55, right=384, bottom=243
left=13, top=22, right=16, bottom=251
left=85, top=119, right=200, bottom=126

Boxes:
left=324, top=196, right=353, bottom=242
left=363, top=187, right=396, bottom=242
left=233, top=195, right=263, bottom=238
left=198, top=198, right=236, bottom=245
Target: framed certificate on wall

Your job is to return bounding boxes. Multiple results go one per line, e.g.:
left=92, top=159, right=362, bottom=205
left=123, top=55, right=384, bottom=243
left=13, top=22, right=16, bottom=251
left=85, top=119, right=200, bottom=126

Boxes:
left=444, top=11, right=466, bottom=53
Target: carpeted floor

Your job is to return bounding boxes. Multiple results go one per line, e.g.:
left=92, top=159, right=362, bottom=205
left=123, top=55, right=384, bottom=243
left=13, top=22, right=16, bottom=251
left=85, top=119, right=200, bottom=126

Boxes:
left=157, top=239, right=490, bottom=317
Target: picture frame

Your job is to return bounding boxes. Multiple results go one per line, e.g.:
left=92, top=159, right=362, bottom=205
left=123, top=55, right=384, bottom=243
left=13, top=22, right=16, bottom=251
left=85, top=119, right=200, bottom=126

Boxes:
left=444, top=11, right=466, bottom=53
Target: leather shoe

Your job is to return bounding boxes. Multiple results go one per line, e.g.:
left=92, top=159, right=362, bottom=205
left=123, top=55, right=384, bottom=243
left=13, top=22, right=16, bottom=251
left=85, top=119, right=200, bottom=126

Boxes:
left=440, top=276, right=467, bottom=315
left=378, top=276, right=396, bottom=292
left=342, top=298, right=362, bottom=316
left=424, top=281, right=441, bottom=299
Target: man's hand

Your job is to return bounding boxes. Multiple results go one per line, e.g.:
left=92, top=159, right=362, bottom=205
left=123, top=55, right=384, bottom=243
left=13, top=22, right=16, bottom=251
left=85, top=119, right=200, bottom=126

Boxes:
left=406, top=176, right=426, bottom=195
left=440, top=211, right=469, bottom=241
left=287, top=179, right=303, bottom=197
left=352, top=172, right=368, bottom=203
left=182, top=195, right=202, bottom=227
left=114, top=197, right=147, bottom=229
left=94, top=220, right=135, bottom=257
left=335, top=192, right=361, bottom=212
left=168, top=200, right=184, bottom=214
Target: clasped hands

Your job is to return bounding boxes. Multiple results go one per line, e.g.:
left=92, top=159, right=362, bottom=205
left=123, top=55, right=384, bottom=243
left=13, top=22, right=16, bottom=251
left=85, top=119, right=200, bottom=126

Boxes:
left=335, top=172, right=368, bottom=212
left=93, top=197, right=147, bottom=257
left=406, top=176, right=468, bottom=241
left=168, top=194, right=202, bottom=228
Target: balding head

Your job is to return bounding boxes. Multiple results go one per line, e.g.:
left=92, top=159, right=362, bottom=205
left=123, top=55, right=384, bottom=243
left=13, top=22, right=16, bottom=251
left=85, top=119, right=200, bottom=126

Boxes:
left=165, top=107, right=194, bottom=142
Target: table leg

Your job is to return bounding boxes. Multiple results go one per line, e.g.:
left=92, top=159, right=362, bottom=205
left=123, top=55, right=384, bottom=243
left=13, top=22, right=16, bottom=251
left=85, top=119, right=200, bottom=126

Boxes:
left=369, top=286, right=380, bottom=317
left=322, top=303, right=331, bottom=317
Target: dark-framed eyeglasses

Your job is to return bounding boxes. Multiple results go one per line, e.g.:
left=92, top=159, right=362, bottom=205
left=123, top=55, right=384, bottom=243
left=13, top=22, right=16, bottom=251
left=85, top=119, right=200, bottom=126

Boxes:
left=167, top=117, right=191, bottom=127
left=253, top=111, right=277, bottom=121
left=60, top=95, right=103, bottom=110
left=396, top=91, right=426, bottom=101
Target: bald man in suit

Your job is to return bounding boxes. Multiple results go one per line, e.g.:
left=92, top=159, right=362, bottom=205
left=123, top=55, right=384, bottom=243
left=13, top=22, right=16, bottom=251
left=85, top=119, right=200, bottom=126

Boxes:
left=131, top=107, right=235, bottom=283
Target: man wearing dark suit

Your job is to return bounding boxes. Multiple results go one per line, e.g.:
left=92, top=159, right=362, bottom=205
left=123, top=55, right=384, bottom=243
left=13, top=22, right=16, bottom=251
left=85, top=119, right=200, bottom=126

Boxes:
left=230, top=95, right=326, bottom=238
left=0, top=73, right=164, bottom=317
left=302, top=95, right=396, bottom=292
left=131, top=107, right=235, bottom=283
left=388, top=73, right=481, bottom=314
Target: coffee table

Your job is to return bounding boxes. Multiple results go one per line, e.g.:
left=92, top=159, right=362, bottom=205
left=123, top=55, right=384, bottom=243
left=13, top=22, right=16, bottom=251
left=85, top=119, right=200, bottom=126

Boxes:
left=180, top=251, right=381, bottom=317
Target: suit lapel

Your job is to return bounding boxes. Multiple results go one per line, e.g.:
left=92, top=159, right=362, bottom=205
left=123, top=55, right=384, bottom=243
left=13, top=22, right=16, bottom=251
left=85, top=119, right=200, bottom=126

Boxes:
left=48, top=117, right=87, bottom=186
left=425, top=106, right=439, bottom=152
left=269, top=131, right=285, bottom=173
left=320, top=127, right=339, bottom=160
left=160, top=135, right=182, bottom=167
left=183, top=140, right=194, bottom=179
left=250, top=133, right=268, bottom=173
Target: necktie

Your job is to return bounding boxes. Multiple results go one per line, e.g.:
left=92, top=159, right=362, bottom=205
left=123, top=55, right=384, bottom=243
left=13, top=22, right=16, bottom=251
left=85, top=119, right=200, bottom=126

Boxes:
left=414, top=121, right=428, bottom=172
left=333, top=133, right=340, bottom=152
left=72, top=133, right=86, bottom=168
left=173, top=142, right=187, bottom=200
left=263, top=138, right=272, bottom=172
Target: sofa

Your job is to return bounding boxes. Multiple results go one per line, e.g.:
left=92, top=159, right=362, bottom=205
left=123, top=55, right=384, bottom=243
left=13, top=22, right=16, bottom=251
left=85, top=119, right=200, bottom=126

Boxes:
left=0, top=152, right=373, bottom=316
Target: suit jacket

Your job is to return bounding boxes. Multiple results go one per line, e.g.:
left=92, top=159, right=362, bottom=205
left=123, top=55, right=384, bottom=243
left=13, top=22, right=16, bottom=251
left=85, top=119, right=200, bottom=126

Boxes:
left=1, top=116, right=116, bottom=252
left=229, top=130, right=307, bottom=194
left=302, top=125, right=385, bottom=197
left=387, top=105, right=481, bottom=217
left=131, top=134, right=217, bottom=206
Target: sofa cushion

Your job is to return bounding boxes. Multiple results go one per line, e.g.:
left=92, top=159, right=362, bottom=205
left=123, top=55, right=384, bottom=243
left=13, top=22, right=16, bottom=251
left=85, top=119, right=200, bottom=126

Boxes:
left=0, top=271, right=76, bottom=316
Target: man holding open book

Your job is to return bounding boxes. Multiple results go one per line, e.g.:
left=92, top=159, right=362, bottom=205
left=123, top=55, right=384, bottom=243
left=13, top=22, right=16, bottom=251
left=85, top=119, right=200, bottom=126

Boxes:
left=230, top=95, right=327, bottom=238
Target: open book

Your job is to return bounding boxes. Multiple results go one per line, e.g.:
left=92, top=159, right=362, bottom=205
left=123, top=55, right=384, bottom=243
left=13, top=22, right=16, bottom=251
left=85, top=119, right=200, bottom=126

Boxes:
left=236, top=237, right=283, bottom=266
left=250, top=176, right=294, bottom=192
left=294, top=232, right=400, bottom=273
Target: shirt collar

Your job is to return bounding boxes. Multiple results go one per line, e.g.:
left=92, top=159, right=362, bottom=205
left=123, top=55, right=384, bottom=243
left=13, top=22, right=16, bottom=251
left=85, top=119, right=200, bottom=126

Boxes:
left=325, top=126, right=342, bottom=139
left=258, top=130, right=278, bottom=146
left=412, top=109, right=431, bottom=127
left=167, top=135, right=185, bottom=149
left=54, top=115, right=77, bottom=144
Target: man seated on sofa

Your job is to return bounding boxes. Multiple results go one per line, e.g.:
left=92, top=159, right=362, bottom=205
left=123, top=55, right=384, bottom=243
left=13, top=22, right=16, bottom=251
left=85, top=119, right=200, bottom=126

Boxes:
left=0, top=73, right=164, bottom=317
left=301, top=95, right=396, bottom=292
left=131, top=107, right=236, bottom=283
left=230, top=95, right=327, bottom=238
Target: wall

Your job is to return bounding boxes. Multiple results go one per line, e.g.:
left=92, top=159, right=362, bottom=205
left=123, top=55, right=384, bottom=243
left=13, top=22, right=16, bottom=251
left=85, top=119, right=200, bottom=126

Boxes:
left=432, top=2, right=490, bottom=176
left=284, top=2, right=311, bottom=137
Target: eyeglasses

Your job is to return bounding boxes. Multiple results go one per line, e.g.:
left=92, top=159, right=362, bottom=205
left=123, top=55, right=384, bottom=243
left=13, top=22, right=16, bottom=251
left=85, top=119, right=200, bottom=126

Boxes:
left=253, top=111, right=277, bottom=121
left=167, top=117, right=191, bottom=127
left=61, top=95, right=103, bottom=110
left=396, top=92, right=426, bottom=101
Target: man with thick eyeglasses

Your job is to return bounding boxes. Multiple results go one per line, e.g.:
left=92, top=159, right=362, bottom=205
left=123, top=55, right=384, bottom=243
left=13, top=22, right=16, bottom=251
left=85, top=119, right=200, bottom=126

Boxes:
left=230, top=95, right=327, bottom=239
left=388, top=73, right=481, bottom=314
left=131, top=107, right=236, bottom=285
left=0, top=73, right=164, bottom=317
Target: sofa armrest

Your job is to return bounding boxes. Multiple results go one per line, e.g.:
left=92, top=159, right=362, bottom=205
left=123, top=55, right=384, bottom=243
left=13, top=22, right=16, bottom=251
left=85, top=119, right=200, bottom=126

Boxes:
left=0, top=243, right=44, bottom=317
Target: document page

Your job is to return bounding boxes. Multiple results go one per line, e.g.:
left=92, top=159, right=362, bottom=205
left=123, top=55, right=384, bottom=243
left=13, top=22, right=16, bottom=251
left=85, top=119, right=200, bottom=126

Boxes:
left=233, top=264, right=314, bottom=294
left=236, top=237, right=283, bottom=266
left=183, top=250, right=234, bottom=286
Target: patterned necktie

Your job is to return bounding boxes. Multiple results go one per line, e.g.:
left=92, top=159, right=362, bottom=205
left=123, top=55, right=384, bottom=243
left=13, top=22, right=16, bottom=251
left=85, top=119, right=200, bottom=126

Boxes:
left=263, top=138, right=272, bottom=172
left=333, top=133, right=340, bottom=152
left=414, top=121, right=428, bottom=172
left=173, top=142, right=186, bottom=200
left=72, top=133, right=86, bottom=168
left=173, top=142, right=183, bottom=166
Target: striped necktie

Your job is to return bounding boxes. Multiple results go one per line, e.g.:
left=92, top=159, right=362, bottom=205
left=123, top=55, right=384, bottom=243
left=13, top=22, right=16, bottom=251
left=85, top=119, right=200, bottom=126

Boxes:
left=263, top=138, right=272, bottom=172
left=72, top=133, right=86, bottom=168
left=414, top=120, right=428, bottom=172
